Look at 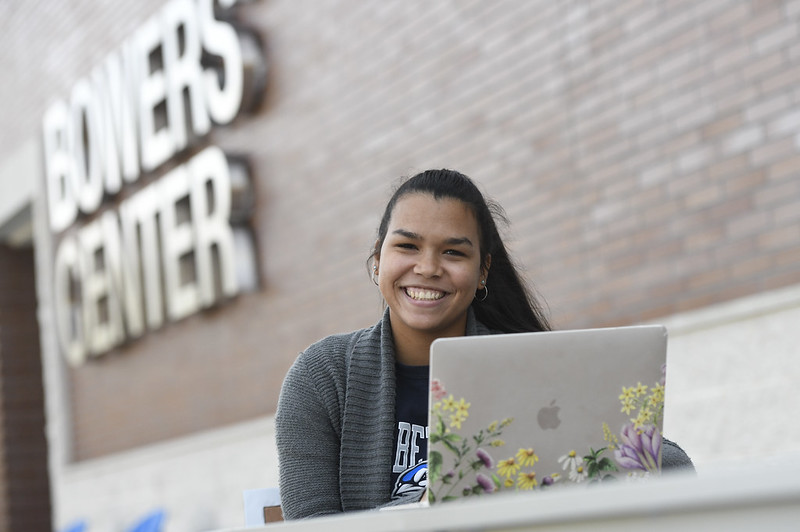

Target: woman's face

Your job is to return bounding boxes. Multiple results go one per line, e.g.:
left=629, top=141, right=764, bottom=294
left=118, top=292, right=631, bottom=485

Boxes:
left=375, top=193, right=488, bottom=343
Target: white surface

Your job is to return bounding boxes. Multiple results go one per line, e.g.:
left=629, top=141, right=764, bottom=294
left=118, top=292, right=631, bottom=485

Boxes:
left=215, top=457, right=800, bottom=531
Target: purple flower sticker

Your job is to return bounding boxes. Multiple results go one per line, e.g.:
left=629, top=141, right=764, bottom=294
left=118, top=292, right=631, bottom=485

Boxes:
left=614, top=423, right=661, bottom=473
left=476, top=448, right=494, bottom=469
left=476, top=473, right=495, bottom=493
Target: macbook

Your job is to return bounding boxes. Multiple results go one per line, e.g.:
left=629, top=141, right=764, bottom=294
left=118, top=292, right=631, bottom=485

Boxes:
left=427, top=325, right=668, bottom=503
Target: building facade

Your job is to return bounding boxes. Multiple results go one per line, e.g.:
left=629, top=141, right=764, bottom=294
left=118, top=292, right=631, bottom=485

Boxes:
left=0, top=1, right=799, bottom=530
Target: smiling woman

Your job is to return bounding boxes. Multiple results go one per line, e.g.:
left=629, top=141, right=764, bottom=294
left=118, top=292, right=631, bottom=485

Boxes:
left=275, top=169, right=551, bottom=519
left=374, top=194, right=488, bottom=365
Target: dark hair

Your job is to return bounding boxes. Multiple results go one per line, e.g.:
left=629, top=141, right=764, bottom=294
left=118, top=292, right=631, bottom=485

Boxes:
left=368, top=169, right=550, bottom=333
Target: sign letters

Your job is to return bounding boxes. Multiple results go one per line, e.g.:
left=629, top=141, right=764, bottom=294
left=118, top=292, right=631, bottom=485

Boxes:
left=42, top=0, right=266, bottom=366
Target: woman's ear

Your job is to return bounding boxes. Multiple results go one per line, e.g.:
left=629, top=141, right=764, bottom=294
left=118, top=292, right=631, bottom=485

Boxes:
left=372, top=239, right=382, bottom=269
left=481, top=254, right=492, bottom=281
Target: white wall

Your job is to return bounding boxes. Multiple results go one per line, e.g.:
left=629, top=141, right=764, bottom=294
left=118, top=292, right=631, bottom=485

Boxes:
left=54, top=416, right=279, bottom=532
left=662, top=284, right=800, bottom=469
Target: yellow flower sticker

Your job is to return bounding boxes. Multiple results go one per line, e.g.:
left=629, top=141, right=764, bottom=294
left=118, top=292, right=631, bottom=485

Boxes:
left=516, top=448, right=539, bottom=467
left=497, top=457, right=521, bottom=478
left=441, top=395, right=456, bottom=412
left=517, top=471, right=538, bottom=490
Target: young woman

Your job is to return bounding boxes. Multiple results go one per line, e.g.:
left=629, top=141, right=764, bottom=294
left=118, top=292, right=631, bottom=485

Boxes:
left=275, top=170, right=690, bottom=519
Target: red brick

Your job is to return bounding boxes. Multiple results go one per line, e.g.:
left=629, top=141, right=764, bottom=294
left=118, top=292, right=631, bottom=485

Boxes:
left=2, top=0, right=798, bottom=465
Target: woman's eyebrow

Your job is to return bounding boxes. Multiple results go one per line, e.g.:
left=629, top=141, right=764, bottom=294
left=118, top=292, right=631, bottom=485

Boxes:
left=445, top=237, right=474, bottom=247
left=392, top=229, right=420, bottom=239
left=392, top=229, right=473, bottom=247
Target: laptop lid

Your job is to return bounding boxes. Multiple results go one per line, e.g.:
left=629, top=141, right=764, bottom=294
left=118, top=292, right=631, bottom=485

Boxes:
left=427, top=325, right=667, bottom=503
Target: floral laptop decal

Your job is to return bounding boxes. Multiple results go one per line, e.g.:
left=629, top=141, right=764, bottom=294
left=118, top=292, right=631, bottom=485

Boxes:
left=427, top=326, right=668, bottom=503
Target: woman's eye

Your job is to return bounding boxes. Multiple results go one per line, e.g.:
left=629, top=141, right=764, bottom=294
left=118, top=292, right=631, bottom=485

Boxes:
left=444, top=249, right=466, bottom=256
left=397, top=243, right=416, bottom=250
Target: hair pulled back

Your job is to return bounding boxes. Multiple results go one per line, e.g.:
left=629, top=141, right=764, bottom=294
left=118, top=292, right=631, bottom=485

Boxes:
left=369, top=169, right=550, bottom=333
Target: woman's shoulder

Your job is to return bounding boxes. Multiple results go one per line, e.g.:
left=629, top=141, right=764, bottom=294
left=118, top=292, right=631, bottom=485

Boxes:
left=278, top=318, right=386, bottom=424
left=662, top=438, right=695, bottom=472
left=294, top=320, right=381, bottom=371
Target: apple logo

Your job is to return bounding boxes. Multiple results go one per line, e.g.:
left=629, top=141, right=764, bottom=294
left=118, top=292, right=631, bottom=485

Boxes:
left=537, top=400, right=561, bottom=430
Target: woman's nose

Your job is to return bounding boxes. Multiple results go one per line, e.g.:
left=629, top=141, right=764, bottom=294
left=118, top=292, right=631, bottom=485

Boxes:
left=414, top=251, right=441, bottom=277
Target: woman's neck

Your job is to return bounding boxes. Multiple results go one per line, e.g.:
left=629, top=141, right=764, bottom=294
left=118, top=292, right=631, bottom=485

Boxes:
left=393, top=330, right=435, bottom=366
left=389, top=314, right=468, bottom=366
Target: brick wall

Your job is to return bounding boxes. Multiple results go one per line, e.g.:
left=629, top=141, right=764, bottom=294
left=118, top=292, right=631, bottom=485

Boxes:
left=0, top=244, right=51, bottom=531
left=3, top=0, right=800, bottom=459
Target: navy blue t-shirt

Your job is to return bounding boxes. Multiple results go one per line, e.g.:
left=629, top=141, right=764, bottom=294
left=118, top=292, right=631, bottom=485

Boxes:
left=390, top=363, right=429, bottom=500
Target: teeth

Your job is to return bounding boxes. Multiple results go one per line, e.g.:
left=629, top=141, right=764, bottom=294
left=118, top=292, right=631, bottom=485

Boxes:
left=406, top=288, right=444, bottom=301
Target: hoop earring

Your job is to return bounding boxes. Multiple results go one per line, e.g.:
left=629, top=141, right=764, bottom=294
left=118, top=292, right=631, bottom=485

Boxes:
left=476, top=280, right=488, bottom=302
left=371, top=265, right=379, bottom=287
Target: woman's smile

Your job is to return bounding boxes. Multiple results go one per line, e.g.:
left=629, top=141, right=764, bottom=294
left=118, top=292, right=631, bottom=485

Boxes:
left=403, top=286, right=447, bottom=302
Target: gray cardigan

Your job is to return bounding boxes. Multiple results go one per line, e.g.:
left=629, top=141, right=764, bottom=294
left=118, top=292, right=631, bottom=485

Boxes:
left=275, top=309, right=693, bottom=520
left=276, top=309, right=492, bottom=519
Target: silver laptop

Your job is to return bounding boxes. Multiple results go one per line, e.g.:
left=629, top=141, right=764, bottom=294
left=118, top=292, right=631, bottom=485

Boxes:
left=427, top=325, right=668, bottom=503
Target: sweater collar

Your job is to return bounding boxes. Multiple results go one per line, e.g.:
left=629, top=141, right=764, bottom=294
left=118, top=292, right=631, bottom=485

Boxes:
left=339, top=306, right=492, bottom=511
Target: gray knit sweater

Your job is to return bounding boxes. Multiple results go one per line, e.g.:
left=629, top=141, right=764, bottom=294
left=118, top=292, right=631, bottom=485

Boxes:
left=276, top=308, right=492, bottom=519
left=275, top=309, right=693, bottom=520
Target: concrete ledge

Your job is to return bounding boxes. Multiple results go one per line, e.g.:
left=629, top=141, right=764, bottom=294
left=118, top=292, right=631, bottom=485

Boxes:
left=215, top=457, right=800, bottom=532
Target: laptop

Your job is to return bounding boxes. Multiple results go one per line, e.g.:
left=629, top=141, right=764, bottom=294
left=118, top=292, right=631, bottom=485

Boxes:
left=427, top=325, right=668, bottom=503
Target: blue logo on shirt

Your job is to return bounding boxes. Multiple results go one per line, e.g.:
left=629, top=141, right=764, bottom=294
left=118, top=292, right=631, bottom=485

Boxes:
left=392, top=462, right=427, bottom=499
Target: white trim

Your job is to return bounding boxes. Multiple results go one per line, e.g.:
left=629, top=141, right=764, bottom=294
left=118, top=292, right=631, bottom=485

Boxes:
left=0, top=138, right=38, bottom=227
left=656, top=284, right=800, bottom=334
